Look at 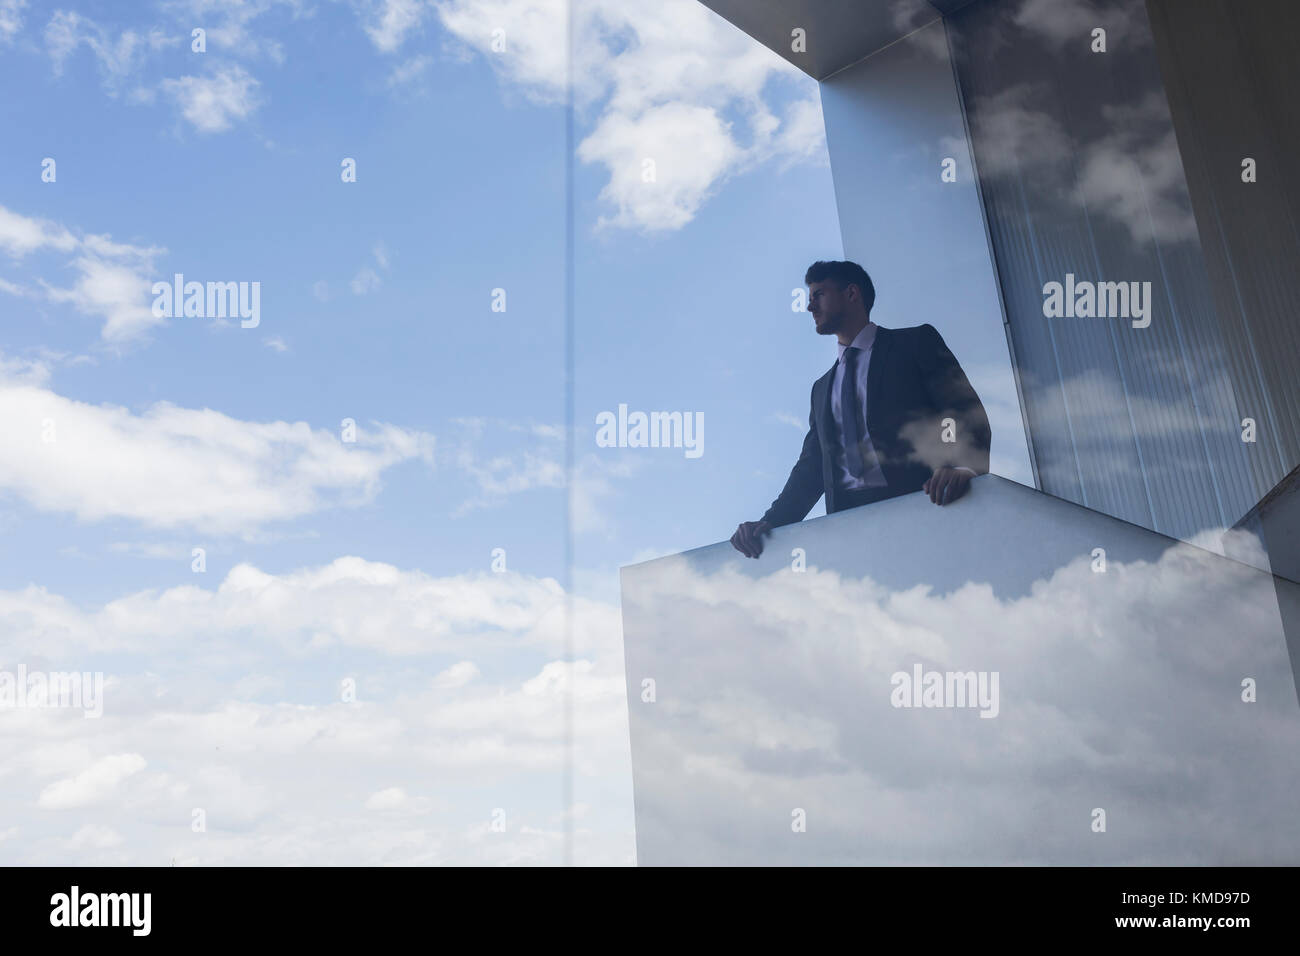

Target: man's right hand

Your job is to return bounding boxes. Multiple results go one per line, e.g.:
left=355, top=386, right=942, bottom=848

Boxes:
left=730, top=520, right=772, bottom=559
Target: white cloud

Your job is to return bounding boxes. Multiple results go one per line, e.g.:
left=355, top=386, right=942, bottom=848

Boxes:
left=887, top=0, right=946, bottom=59
left=350, top=266, right=382, bottom=294
left=161, top=0, right=298, bottom=61
left=454, top=447, right=565, bottom=504
left=365, top=786, right=409, bottom=809
left=767, top=92, right=829, bottom=170
left=41, top=3, right=290, bottom=127
left=432, top=660, right=480, bottom=688
left=161, top=65, right=262, bottom=133
left=0, top=0, right=26, bottom=42
left=350, top=242, right=390, bottom=294
left=963, top=85, right=1072, bottom=178
left=0, top=554, right=621, bottom=657
left=387, top=53, right=431, bottom=88
left=363, top=0, right=428, bottom=52
left=572, top=454, right=637, bottom=535
left=965, top=86, right=1196, bottom=247
left=578, top=100, right=743, bottom=232
left=0, top=205, right=78, bottom=257
left=446, top=418, right=640, bottom=529
left=44, top=249, right=163, bottom=342
left=1078, top=94, right=1198, bottom=244
left=0, top=559, right=634, bottom=864
left=448, top=417, right=564, bottom=513
left=38, top=753, right=147, bottom=809
left=621, top=521, right=1300, bottom=863
left=1012, top=0, right=1140, bottom=47
left=41, top=0, right=824, bottom=231
left=450, top=423, right=634, bottom=534
left=44, top=11, right=176, bottom=92
left=67, top=824, right=126, bottom=849
left=0, top=351, right=51, bottom=387
left=359, top=0, right=824, bottom=234
left=1, top=204, right=165, bottom=342
left=0, top=368, right=435, bottom=536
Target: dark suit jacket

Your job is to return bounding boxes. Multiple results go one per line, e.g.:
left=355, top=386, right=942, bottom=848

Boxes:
left=761, top=324, right=991, bottom=528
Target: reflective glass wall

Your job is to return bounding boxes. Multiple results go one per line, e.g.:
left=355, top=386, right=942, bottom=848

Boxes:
left=948, top=0, right=1298, bottom=541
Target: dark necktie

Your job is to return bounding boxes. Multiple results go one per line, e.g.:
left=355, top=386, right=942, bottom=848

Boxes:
left=840, top=346, right=865, bottom=478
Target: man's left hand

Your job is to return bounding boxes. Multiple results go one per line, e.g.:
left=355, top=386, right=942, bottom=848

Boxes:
left=923, top=466, right=973, bottom=506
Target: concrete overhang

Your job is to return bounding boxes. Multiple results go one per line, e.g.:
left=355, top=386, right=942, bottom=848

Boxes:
left=697, top=0, right=979, bottom=80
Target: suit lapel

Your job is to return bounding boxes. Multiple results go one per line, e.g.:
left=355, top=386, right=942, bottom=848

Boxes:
left=865, top=325, right=892, bottom=428
left=814, top=360, right=837, bottom=444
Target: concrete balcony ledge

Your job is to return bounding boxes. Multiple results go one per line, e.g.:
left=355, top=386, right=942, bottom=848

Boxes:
left=620, top=475, right=1300, bottom=865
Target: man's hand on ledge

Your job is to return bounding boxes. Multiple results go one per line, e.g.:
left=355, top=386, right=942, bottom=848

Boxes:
left=731, top=520, right=772, bottom=559
left=923, top=466, right=974, bottom=506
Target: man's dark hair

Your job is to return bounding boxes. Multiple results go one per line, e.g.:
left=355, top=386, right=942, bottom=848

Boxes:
left=805, top=260, right=875, bottom=315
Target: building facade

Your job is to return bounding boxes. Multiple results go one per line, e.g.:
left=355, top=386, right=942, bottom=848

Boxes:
left=703, top=0, right=1300, bottom=546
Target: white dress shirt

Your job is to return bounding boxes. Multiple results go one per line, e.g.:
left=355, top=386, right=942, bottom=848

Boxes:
left=830, top=323, right=888, bottom=490
left=830, top=322, right=978, bottom=493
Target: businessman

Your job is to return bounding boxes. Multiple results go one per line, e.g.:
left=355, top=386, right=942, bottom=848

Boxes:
left=731, top=260, right=991, bottom=558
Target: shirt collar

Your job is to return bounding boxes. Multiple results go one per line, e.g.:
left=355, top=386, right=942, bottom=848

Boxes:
left=837, top=321, right=877, bottom=362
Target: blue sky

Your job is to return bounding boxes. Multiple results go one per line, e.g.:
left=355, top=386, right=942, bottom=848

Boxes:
left=0, top=0, right=851, bottom=593
left=4, top=0, right=1276, bottom=869
left=0, top=0, right=861, bottom=865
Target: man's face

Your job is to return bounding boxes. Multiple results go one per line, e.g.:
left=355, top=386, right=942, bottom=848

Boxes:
left=808, top=279, right=849, bottom=335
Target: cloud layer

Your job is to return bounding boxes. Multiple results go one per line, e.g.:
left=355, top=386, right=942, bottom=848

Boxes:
left=373, top=0, right=825, bottom=233
left=622, top=479, right=1300, bottom=864
left=0, top=360, right=434, bottom=536
left=0, top=555, right=634, bottom=865
left=1, top=204, right=164, bottom=342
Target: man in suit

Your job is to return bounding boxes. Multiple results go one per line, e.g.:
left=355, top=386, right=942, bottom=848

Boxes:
left=731, top=260, right=991, bottom=558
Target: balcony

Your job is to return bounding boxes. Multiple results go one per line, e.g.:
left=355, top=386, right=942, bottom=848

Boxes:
left=620, top=475, right=1300, bottom=865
